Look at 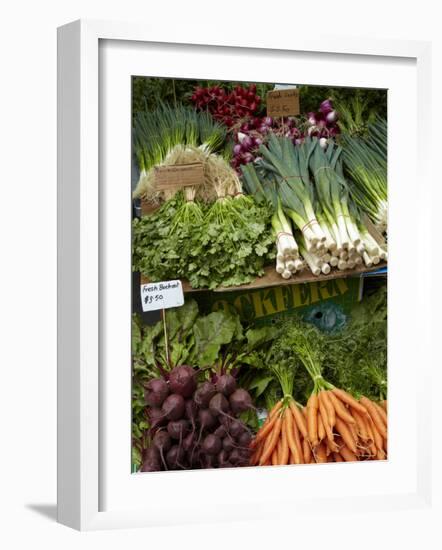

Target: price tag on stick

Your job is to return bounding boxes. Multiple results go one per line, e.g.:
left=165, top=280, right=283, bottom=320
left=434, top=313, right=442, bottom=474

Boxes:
left=140, top=280, right=184, bottom=312
left=266, top=88, right=300, bottom=118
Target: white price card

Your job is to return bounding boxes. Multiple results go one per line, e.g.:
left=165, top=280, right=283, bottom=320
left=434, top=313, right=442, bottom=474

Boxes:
left=140, top=280, right=185, bottom=312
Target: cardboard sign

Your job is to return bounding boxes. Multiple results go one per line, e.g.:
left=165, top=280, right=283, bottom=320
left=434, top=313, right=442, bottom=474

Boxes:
left=266, top=88, right=300, bottom=117
left=140, top=280, right=184, bottom=312
left=154, top=163, right=204, bottom=191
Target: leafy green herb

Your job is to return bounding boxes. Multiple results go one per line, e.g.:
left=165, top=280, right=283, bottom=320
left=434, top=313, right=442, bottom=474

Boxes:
left=132, top=194, right=275, bottom=289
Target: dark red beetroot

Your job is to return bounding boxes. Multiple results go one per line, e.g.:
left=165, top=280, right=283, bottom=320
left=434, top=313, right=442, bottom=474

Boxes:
left=153, top=430, right=172, bottom=452
left=166, top=445, right=186, bottom=469
left=152, top=430, right=172, bottom=470
left=183, top=431, right=196, bottom=452
left=198, top=408, right=217, bottom=431
left=167, top=419, right=190, bottom=440
left=229, top=389, right=253, bottom=414
left=217, top=449, right=230, bottom=465
left=216, top=374, right=237, bottom=397
left=144, top=378, right=169, bottom=407
left=229, top=420, right=245, bottom=439
left=184, top=399, right=198, bottom=427
left=161, top=393, right=185, bottom=421
left=238, top=430, right=252, bottom=448
left=222, top=436, right=235, bottom=453
left=148, top=407, right=167, bottom=430
left=168, top=365, right=197, bottom=398
left=214, top=425, right=227, bottom=439
left=209, top=393, right=230, bottom=417
left=202, top=434, right=222, bottom=456
left=194, top=381, right=217, bottom=408
left=140, top=446, right=161, bottom=472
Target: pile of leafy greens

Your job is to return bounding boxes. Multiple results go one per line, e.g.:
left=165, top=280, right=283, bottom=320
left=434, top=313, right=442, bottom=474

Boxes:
left=240, top=285, right=387, bottom=411
left=132, top=193, right=275, bottom=290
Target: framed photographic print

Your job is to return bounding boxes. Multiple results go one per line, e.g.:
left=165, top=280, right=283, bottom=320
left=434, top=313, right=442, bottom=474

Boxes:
left=57, top=19, right=432, bottom=530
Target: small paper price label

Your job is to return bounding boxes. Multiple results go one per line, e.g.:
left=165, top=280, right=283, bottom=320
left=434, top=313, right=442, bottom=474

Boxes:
left=154, top=163, right=204, bottom=191
left=266, top=88, right=300, bottom=117
left=140, top=280, right=184, bottom=312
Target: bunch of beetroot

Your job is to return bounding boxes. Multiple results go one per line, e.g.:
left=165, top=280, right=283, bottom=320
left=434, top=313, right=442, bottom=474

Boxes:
left=140, top=365, right=254, bottom=472
left=190, top=84, right=261, bottom=128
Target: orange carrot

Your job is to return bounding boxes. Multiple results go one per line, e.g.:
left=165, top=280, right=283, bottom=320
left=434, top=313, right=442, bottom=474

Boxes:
left=321, top=391, right=336, bottom=427
left=340, top=445, right=358, bottom=462
left=279, top=413, right=290, bottom=465
left=376, top=449, right=387, bottom=460
left=251, top=401, right=283, bottom=448
left=293, top=416, right=304, bottom=464
left=318, top=396, right=335, bottom=445
left=314, top=442, right=327, bottom=463
left=380, top=399, right=388, bottom=412
left=367, top=415, right=384, bottom=452
left=307, top=394, right=319, bottom=446
left=347, top=419, right=358, bottom=443
left=289, top=400, right=308, bottom=439
left=328, top=391, right=356, bottom=425
left=352, top=408, right=369, bottom=441
left=259, top=416, right=282, bottom=465
left=332, top=388, right=368, bottom=415
left=335, top=418, right=357, bottom=454
left=285, top=407, right=302, bottom=464
left=317, top=410, right=326, bottom=441
left=372, top=401, right=388, bottom=428
left=359, top=397, right=387, bottom=439
left=303, top=439, right=312, bottom=464
left=271, top=447, right=279, bottom=466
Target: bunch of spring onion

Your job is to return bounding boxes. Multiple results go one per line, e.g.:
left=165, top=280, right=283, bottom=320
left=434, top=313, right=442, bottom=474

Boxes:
left=341, top=117, right=387, bottom=231
left=241, top=161, right=304, bottom=279
left=133, top=104, right=227, bottom=198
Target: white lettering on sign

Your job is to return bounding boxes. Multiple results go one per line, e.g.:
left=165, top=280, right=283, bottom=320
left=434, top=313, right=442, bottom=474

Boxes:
left=140, top=280, right=184, bottom=312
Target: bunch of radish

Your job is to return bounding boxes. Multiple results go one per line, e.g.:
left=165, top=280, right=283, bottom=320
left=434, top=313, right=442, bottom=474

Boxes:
left=191, top=84, right=261, bottom=128
left=140, top=365, right=254, bottom=472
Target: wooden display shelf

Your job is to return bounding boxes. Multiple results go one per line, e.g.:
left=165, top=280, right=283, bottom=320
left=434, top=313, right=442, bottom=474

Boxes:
left=139, top=261, right=387, bottom=294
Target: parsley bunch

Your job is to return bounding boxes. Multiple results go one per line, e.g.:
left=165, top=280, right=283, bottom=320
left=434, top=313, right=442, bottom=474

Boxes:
left=132, top=193, right=275, bottom=289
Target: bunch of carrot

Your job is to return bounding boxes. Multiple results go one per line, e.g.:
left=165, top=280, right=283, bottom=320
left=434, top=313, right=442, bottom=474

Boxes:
left=250, top=389, right=388, bottom=466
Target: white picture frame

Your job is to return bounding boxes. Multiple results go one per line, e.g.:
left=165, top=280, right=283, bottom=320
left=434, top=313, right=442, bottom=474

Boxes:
left=57, top=19, right=432, bottom=531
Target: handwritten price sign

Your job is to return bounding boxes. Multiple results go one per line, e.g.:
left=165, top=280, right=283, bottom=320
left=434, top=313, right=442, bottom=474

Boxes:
left=140, top=280, right=184, bottom=312
left=266, top=88, right=300, bottom=117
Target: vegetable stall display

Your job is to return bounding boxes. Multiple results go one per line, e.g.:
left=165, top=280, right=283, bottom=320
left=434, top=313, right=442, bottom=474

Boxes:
left=131, top=79, right=388, bottom=473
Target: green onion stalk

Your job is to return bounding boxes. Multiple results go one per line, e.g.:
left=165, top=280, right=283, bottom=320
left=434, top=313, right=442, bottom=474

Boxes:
left=341, top=118, right=387, bottom=232
left=132, top=104, right=227, bottom=199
